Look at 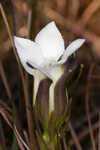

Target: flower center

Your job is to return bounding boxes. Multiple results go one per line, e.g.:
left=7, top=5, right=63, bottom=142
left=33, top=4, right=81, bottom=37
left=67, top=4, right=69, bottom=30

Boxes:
left=42, top=59, right=57, bottom=69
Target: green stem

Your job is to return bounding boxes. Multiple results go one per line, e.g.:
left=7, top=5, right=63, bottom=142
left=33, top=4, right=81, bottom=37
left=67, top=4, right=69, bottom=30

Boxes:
left=49, top=82, right=56, bottom=115
left=33, top=71, right=46, bottom=106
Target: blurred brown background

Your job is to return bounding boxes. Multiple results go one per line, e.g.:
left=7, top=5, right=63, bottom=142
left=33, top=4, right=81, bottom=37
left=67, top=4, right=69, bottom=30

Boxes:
left=1, top=0, right=100, bottom=61
left=1, top=0, right=100, bottom=149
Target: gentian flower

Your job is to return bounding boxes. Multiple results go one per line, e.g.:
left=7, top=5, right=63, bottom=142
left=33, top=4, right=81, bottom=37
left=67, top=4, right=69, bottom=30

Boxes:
left=14, top=21, right=85, bottom=82
left=14, top=22, right=86, bottom=144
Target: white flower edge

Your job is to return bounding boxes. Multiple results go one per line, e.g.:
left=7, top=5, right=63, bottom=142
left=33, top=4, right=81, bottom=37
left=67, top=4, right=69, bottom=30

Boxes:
left=58, top=39, right=86, bottom=64
left=14, top=21, right=86, bottom=82
left=14, top=36, right=46, bottom=105
left=14, top=36, right=45, bottom=75
left=35, top=21, right=65, bottom=61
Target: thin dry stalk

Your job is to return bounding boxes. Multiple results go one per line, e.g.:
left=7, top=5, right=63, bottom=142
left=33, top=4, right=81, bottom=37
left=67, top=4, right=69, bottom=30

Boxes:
left=78, top=0, right=100, bottom=27
left=0, top=100, right=11, bottom=113
left=44, top=7, right=100, bottom=55
left=0, top=108, right=12, bottom=128
left=0, top=3, right=37, bottom=150
left=98, top=112, right=100, bottom=150
left=8, top=0, right=16, bottom=35
left=1, top=5, right=100, bottom=59
left=14, top=126, right=30, bottom=150
left=0, top=103, right=30, bottom=150
left=63, top=137, right=68, bottom=150
left=56, top=0, right=66, bottom=14
left=0, top=25, right=28, bottom=61
left=70, top=121, right=99, bottom=146
left=72, top=108, right=99, bottom=130
left=68, top=122, right=82, bottom=150
left=16, top=138, right=25, bottom=150
left=23, top=130, right=29, bottom=145
left=67, top=0, right=80, bottom=20
left=89, top=75, right=100, bottom=80
left=27, top=9, right=32, bottom=38
left=0, top=4, right=16, bottom=57
left=0, top=120, right=7, bottom=150
left=85, top=64, right=96, bottom=150
left=0, top=61, right=12, bottom=99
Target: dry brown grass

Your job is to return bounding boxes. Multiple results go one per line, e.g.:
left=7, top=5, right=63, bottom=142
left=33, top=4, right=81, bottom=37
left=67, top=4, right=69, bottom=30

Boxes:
left=1, top=0, right=100, bottom=149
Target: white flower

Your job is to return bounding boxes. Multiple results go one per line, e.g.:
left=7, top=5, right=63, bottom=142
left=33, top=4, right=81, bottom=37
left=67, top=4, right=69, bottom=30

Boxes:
left=14, top=21, right=85, bottom=81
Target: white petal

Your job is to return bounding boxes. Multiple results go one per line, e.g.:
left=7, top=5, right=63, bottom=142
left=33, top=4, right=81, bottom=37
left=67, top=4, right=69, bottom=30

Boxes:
left=14, top=36, right=44, bottom=74
left=48, top=65, right=64, bottom=82
left=22, top=60, right=34, bottom=75
left=58, top=39, right=85, bottom=64
left=35, top=21, right=65, bottom=61
left=28, top=60, right=64, bottom=82
left=49, top=83, right=55, bottom=115
left=33, top=70, right=46, bottom=105
left=27, top=60, right=53, bottom=80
